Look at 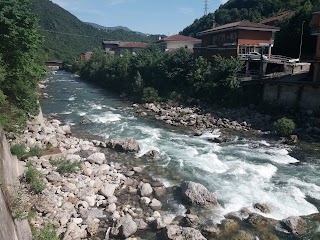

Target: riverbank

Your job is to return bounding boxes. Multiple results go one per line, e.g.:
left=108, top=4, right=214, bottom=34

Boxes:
left=8, top=115, right=320, bottom=240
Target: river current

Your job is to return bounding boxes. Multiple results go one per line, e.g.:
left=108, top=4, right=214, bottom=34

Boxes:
left=41, top=70, right=320, bottom=223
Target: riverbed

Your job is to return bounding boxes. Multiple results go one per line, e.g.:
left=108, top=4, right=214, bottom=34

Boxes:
left=41, top=70, right=320, bottom=224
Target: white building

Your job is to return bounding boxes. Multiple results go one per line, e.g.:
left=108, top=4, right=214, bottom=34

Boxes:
left=156, top=34, right=202, bottom=52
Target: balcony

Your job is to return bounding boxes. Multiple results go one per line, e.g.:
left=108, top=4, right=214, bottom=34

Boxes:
left=313, top=5, right=320, bottom=14
left=310, top=25, right=320, bottom=35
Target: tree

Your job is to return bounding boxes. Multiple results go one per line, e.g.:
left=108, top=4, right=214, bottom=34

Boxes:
left=0, top=0, right=44, bottom=114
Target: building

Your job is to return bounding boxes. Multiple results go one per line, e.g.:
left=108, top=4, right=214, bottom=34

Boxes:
left=102, top=41, right=147, bottom=55
left=195, top=21, right=280, bottom=61
left=45, top=60, right=63, bottom=70
left=80, top=52, right=92, bottom=60
left=310, top=5, right=320, bottom=82
left=156, top=34, right=201, bottom=52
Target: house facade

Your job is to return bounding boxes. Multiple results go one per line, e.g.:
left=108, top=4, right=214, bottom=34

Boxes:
left=195, top=21, right=280, bottom=61
left=156, top=34, right=201, bottom=52
left=80, top=52, right=92, bottom=60
left=102, top=41, right=146, bottom=55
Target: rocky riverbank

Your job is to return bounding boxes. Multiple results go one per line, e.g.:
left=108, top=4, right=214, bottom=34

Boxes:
left=7, top=115, right=320, bottom=240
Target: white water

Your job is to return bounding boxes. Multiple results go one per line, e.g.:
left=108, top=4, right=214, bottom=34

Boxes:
left=42, top=71, right=320, bottom=221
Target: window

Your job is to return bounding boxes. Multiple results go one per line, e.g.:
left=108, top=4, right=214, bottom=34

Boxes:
left=185, top=45, right=188, bottom=49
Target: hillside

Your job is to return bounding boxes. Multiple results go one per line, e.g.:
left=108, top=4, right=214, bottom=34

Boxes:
left=86, top=23, right=132, bottom=32
left=30, top=0, right=160, bottom=62
left=180, top=0, right=317, bottom=58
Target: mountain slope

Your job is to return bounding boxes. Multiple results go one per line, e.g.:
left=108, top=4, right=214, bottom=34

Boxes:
left=86, top=23, right=132, bottom=32
left=30, top=0, right=160, bottom=62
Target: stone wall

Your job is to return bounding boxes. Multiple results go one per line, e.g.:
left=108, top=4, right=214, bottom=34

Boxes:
left=263, top=82, right=320, bottom=112
left=0, top=128, right=32, bottom=240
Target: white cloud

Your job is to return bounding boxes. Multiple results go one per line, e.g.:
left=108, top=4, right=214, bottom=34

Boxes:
left=220, top=0, right=228, bottom=3
left=178, top=7, right=194, bottom=15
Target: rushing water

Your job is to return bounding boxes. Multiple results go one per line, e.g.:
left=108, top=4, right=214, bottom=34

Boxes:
left=41, top=70, right=320, bottom=222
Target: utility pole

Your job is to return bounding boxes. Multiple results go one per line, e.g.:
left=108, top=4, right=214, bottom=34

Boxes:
left=204, top=0, right=208, bottom=16
left=299, top=21, right=305, bottom=62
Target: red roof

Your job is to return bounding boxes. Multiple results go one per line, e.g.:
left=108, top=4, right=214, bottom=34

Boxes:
left=158, top=34, right=201, bottom=42
left=119, top=42, right=147, bottom=48
left=198, top=21, right=280, bottom=35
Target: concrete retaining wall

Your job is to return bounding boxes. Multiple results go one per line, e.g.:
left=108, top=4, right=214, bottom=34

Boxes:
left=0, top=128, right=32, bottom=240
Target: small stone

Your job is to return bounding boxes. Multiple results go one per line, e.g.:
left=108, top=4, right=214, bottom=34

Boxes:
left=139, top=182, right=153, bottom=197
left=100, top=183, right=117, bottom=198
left=140, top=197, right=151, bottom=205
left=87, top=152, right=106, bottom=164
left=149, top=198, right=162, bottom=210
left=108, top=203, right=117, bottom=212
left=72, top=218, right=83, bottom=224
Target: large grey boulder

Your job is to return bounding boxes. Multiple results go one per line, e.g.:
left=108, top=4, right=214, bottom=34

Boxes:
left=139, top=182, right=153, bottom=197
left=87, top=152, right=106, bottom=165
left=180, top=181, right=219, bottom=207
left=106, top=138, right=140, bottom=153
left=119, top=215, right=138, bottom=238
left=161, top=225, right=207, bottom=240
left=141, top=150, right=160, bottom=160
left=282, top=216, right=307, bottom=235
left=100, top=183, right=117, bottom=198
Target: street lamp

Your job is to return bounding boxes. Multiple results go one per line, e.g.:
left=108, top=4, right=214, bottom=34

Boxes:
left=299, top=21, right=305, bottom=62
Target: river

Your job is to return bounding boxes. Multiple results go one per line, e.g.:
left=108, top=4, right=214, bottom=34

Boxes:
left=41, top=70, right=320, bottom=224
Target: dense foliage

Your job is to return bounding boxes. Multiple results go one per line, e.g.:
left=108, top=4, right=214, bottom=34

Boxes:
left=30, top=0, right=163, bottom=62
left=0, top=0, right=44, bottom=131
left=273, top=117, right=296, bottom=136
left=74, top=47, right=243, bottom=106
left=181, top=0, right=317, bottom=58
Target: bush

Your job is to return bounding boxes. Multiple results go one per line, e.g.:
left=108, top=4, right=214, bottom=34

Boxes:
left=50, top=159, right=80, bottom=174
left=10, top=144, right=27, bottom=160
left=29, top=146, right=42, bottom=158
left=142, top=87, right=160, bottom=103
left=25, top=162, right=45, bottom=194
left=273, top=117, right=296, bottom=136
left=32, top=224, right=59, bottom=240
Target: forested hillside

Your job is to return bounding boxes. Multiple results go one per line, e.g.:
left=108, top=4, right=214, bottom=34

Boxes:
left=30, top=0, right=161, bottom=62
left=181, top=0, right=317, bottom=58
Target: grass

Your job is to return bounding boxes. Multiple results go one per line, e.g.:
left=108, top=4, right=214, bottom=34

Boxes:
left=50, top=158, right=80, bottom=174
left=10, top=144, right=28, bottom=160
left=10, top=144, right=43, bottom=160
left=25, top=162, right=45, bottom=194
left=32, top=224, right=59, bottom=240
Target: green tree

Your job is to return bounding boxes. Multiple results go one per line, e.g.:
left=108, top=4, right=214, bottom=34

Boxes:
left=0, top=0, right=44, bottom=114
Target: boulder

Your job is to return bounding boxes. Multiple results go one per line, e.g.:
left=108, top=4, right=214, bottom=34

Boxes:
left=180, top=181, right=219, bottom=207
left=282, top=216, right=307, bottom=235
left=149, top=198, right=162, bottom=210
left=139, top=182, right=153, bottom=197
left=142, top=150, right=160, bottom=160
left=161, top=225, right=207, bottom=240
left=254, top=203, right=270, bottom=214
left=87, top=152, right=106, bottom=165
left=106, top=138, right=140, bottom=153
left=119, top=215, right=138, bottom=238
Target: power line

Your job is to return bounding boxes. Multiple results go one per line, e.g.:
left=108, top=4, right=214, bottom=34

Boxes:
left=204, top=0, right=208, bottom=16
left=39, top=29, right=106, bottom=39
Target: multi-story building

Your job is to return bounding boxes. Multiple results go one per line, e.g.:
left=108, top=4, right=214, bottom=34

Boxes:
left=156, top=34, right=201, bottom=52
left=195, top=20, right=280, bottom=61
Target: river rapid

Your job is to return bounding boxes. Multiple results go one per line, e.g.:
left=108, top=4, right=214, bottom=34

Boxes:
left=41, top=70, right=320, bottom=224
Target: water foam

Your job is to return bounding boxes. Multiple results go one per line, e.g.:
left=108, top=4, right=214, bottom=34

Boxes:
left=88, top=112, right=121, bottom=124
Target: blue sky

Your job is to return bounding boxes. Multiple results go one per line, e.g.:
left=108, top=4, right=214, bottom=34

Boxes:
left=50, top=0, right=228, bottom=34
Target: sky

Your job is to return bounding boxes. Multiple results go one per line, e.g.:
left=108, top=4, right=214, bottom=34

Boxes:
left=50, top=0, right=228, bottom=35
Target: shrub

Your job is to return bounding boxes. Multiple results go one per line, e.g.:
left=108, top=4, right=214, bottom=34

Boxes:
left=142, top=87, right=160, bottom=103
left=32, top=224, right=59, bottom=240
left=29, top=146, right=42, bottom=158
left=10, top=144, right=27, bottom=160
left=25, top=162, right=45, bottom=194
left=273, top=117, right=296, bottom=136
left=50, top=158, right=80, bottom=174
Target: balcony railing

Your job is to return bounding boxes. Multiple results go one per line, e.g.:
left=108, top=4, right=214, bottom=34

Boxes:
left=313, top=5, right=320, bottom=13
left=310, top=25, right=320, bottom=35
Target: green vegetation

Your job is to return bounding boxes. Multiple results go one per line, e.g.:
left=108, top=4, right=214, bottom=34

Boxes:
left=273, top=117, right=296, bottom=136
left=9, top=190, right=27, bottom=220
left=50, top=158, right=80, bottom=174
left=25, top=162, right=45, bottom=194
left=0, top=0, right=44, bottom=131
left=75, top=47, right=244, bottom=105
left=32, top=224, right=59, bottom=240
left=10, top=144, right=28, bottom=160
left=10, top=144, right=43, bottom=160
left=181, top=0, right=317, bottom=58
left=30, top=0, right=164, bottom=62
left=29, top=146, right=42, bottom=158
